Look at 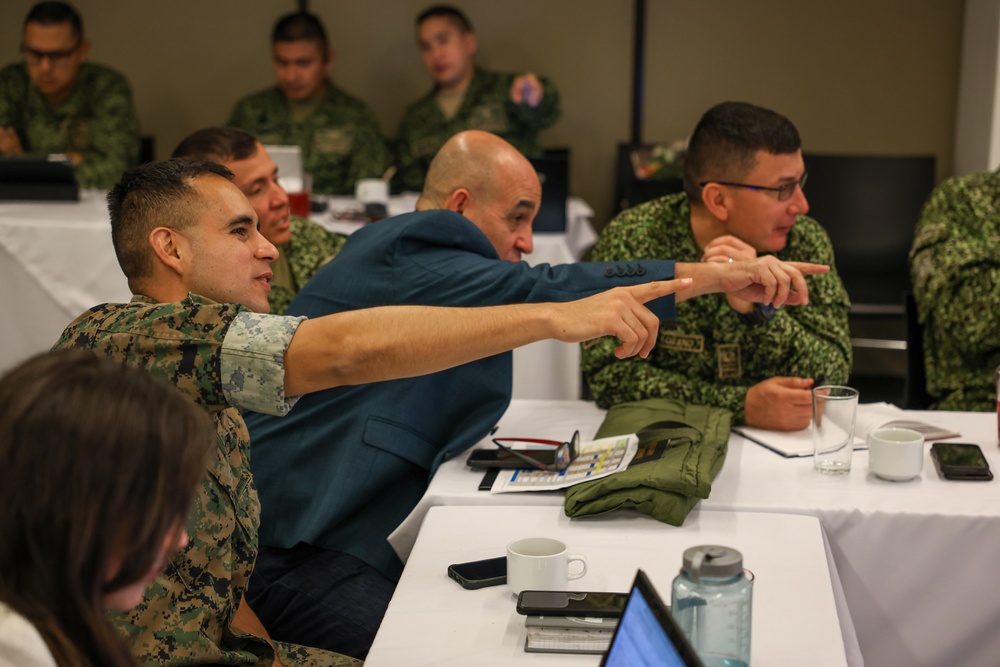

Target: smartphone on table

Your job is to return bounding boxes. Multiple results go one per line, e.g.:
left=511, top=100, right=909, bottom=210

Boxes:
left=447, top=556, right=506, bottom=589
left=516, top=590, right=629, bottom=618
left=466, top=448, right=560, bottom=470
left=930, top=442, right=993, bottom=481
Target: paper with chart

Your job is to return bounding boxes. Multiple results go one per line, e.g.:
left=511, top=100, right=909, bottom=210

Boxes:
left=733, top=402, right=961, bottom=458
left=489, top=434, right=639, bottom=493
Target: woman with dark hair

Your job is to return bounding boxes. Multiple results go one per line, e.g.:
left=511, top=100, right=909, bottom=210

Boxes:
left=0, top=350, right=213, bottom=667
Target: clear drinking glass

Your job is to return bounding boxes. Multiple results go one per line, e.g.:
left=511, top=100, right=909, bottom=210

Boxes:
left=812, top=385, right=859, bottom=475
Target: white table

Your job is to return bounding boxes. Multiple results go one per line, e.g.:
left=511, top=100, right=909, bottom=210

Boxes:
left=368, top=505, right=850, bottom=667
left=391, top=399, right=1000, bottom=667
left=0, top=194, right=596, bottom=401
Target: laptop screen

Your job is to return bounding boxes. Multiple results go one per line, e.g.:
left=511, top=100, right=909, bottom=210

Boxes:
left=600, top=570, right=704, bottom=667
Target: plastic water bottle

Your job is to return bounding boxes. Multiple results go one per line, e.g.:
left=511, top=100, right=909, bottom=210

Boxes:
left=671, top=545, right=752, bottom=667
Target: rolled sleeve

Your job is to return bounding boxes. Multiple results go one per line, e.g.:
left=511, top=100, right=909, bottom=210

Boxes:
left=221, top=311, right=306, bottom=416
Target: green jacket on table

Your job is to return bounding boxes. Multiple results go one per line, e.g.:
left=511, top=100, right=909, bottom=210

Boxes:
left=910, top=171, right=1000, bottom=411
left=393, top=67, right=560, bottom=192
left=0, top=61, right=139, bottom=189
left=268, top=216, right=346, bottom=315
left=228, top=79, right=392, bottom=195
left=582, top=193, right=852, bottom=423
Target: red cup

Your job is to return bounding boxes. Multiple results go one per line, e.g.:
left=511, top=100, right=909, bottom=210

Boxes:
left=288, top=191, right=310, bottom=218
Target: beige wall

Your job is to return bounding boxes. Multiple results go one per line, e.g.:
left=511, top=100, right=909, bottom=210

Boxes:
left=1, top=0, right=963, bottom=227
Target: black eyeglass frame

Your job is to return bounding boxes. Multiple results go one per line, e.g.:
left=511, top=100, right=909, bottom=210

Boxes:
left=698, top=172, right=808, bottom=202
left=20, top=42, right=82, bottom=65
left=491, top=429, right=580, bottom=472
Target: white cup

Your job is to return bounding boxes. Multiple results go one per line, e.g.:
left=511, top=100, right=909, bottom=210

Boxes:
left=868, top=427, right=925, bottom=481
left=506, top=537, right=587, bottom=596
left=355, top=178, right=389, bottom=205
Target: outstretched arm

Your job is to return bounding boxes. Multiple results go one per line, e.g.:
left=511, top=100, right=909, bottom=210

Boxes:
left=283, top=279, right=691, bottom=396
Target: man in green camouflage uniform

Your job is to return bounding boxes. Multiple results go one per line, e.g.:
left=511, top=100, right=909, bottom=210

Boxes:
left=0, top=2, right=139, bottom=190
left=52, top=157, right=683, bottom=663
left=227, top=11, right=390, bottom=196
left=909, top=171, right=1000, bottom=411
left=172, top=127, right=346, bottom=314
left=583, top=102, right=851, bottom=431
left=393, top=5, right=560, bottom=192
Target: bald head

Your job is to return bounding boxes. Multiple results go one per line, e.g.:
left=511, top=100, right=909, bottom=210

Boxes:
left=417, top=131, right=541, bottom=261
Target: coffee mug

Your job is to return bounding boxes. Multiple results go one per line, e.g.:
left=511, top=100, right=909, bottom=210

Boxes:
left=355, top=178, right=389, bottom=205
left=868, top=427, right=925, bottom=481
left=506, top=537, right=587, bottom=596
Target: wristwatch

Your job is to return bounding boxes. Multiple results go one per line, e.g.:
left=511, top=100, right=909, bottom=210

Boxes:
left=737, top=303, right=777, bottom=326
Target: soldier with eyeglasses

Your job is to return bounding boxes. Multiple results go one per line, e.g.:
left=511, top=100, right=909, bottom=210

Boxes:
left=0, top=1, right=140, bottom=189
left=583, top=101, right=852, bottom=432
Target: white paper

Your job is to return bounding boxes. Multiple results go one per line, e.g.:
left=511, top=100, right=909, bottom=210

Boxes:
left=490, top=434, right=638, bottom=493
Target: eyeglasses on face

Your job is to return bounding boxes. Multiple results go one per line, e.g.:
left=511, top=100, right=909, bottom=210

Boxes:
left=698, top=172, right=808, bottom=202
left=20, top=42, right=80, bottom=66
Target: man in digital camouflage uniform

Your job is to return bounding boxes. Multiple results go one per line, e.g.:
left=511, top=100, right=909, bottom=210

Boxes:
left=392, top=4, right=560, bottom=193
left=583, top=102, right=852, bottom=432
left=53, top=157, right=686, bottom=665
left=228, top=11, right=390, bottom=196
left=173, top=127, right=346, bottom=314
left=0, top=1, right=139, bottom=189
left=910, top=171, right=1000, bottom=411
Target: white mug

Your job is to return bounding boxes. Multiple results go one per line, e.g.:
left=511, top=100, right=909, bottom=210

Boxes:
left=355, top=178, right=389, bottom=205
left=868, top=427, right=925, bottom=481
left=506, top=537, right=587, bottom=596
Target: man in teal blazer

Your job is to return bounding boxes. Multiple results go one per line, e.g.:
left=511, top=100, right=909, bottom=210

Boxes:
left=244, top=131, right=822, bottom=658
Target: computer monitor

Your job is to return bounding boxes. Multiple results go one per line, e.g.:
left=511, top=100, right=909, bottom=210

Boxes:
left=600, top=570, right=704, bottom=667
left=528, top=149, right=569, bottom=233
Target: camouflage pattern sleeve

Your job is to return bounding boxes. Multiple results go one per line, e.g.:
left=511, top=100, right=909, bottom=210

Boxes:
left=503, top=71, right=561, bottom=133
left=0, top=64, right=27, bottom=128
left=269, top=216, right=346, bottom=315
left=909, top=172, right=1000, bottom=410
left=221, top=311, right=305, bottom=415
left=581, top=194, right=851, bottom=422
left=275, top=641, right=362, bottom=666
left=69, top=64, right=140, bottom=189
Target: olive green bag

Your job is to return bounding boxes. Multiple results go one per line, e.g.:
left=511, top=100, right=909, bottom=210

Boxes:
left=564, top=398, right=731, bottom=526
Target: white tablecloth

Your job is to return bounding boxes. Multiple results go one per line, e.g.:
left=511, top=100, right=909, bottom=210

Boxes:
left=0, top=193, right=596, bottom=400
left=368, top=505, right=850, bottom=667
left=390, top=399, right=1000, bottom=667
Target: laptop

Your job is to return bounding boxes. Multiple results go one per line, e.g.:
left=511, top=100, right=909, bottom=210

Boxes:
left=263, top=144, right=305, bottom=193
left=599, top=570, right=705, bottom=667
left=0, top=156, right=78, bottom=201
left=528, top=149, right=569, bottom=233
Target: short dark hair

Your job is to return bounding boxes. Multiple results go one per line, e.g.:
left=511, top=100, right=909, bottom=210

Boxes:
left=417, top=4, right=473, bottom=32
left=272, top=11, right=329, bottom=51
left=24, top=1, right=83, bottom=41
left=0, top=349, right=212, bottom=667
left=172, top=127, right=260, bottom=164
left=108, top=159, right=233, bottom=288
left=683, top=101, right=802, bottom=201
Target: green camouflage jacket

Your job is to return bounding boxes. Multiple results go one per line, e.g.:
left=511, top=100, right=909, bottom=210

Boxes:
left=228, top=80, right=391, bottom=196
left=393, top=67, right=561, bottom=192
left=910, top=171, right=1000, bottom=411
left=0, top=62, right=139, bottom=189
left=269, top=216, right=346, bottom=315
left=582, top=193, right=852, bottom=422
left=54, top=294, right=358, bottom=666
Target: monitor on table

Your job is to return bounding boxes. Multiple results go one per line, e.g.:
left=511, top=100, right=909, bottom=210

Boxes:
left=528, top=149, right=569, bottom=233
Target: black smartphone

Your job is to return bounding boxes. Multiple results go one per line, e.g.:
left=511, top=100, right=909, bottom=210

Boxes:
left=516, top=590, right=629, bottom=618
left=447, top=557, right=506, bottom=589
left=930, top=442, right=993, bottom=481
left=466, top=448, right=558, bottom=470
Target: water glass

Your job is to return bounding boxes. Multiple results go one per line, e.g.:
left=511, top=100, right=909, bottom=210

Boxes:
left=812, top=385, right=859, bottom=474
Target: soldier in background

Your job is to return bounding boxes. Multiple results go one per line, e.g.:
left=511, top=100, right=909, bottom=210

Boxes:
left=910, top=171, right=1000, bottom=411
left=0, top=1, right=140, bottom=189
left=228, top=11, right=391, bottom=196
left=583, top=102, right=852, bottom=431
left=393, top=4, right=561, bottom=192
left=172, top=127, right=347, bottom=314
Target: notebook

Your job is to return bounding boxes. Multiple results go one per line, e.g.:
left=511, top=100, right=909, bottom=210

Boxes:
left=528, top=149, right=568, bottom=232
left=0, top=156, right=78, bottom=201
left=599, top=570, right=704, bottom=667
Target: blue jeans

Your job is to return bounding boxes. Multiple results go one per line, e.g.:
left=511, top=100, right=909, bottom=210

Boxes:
left=246, top=544, right=396, bottom=660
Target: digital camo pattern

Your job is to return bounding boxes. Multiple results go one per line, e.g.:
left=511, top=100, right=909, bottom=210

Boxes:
left=581, top=193, right=852, bottom=423
left=228, top=81, right=391, bottom=196
left=0, top=62, right=139, bottom=189
left=269, top=216, right=347, bottom=315
left=910, top=171, right=1000, bottom=411
left=54, top=294, right=352, bottom=665
left=393, top=67, right=561, bottom=192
